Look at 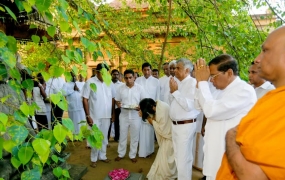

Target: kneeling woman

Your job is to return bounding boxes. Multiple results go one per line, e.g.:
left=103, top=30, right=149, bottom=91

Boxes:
left=139, top=98, right=177, bottom=180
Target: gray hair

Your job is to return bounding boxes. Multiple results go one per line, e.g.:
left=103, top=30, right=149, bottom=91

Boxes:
left=176, top=58, right=193, bottom=72
left=169, top=60, right=177, bottom=66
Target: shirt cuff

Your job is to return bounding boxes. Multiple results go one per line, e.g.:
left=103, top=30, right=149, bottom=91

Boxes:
left=198, top=81, right=208, bottom=89
left=171, top=90, right=180, bottom=99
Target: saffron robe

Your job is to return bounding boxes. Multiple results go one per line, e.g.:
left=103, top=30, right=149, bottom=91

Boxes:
left=216, top=87, right=285, bottom=179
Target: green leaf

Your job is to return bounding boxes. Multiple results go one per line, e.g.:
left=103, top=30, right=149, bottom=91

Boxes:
left=51, top=154, right=58, bottom=163
left=53, top=123, right=68, bottom=144
left=101, top=68, right=112, bottom=86
left=64, top=72, right=72, bottom=82
left=48, top=65, right=64, bottom=77
left=87, top=135, right=96, bottom=148
left=73, top=20, right=81, bottom=33
left=50, top=93, right=61, bottom=105
left=41, top=72, right=50, bottom=82
left=38, top=150, right=49, bottom=164
left=42, top=36, right=48, bottom=43
left=7, top=36, right=17, bottom=53
left=3, top=140, right=17, bottom=153
left=60, top=21, right=69, bottom=32
left=72, top=66, right=78, bottom=75
left=0, top=94, right=10, bottom=103
left=22, top=79, right=34, bottom=91
left=18, top=146, right=34, bottom=165
left=22, top=1, right=32, bottom=12
left=29, top=24, right=37, bottom=29
left=53, top=167, right=62, bottom=178
left=0, top=6, right=5, bottom=12
left=62, top=118, right=74, bottom=131
left=32, top=138, right=50, bottom=155
left=62, top=169, right=70, bottom=178
left=55, top=143, right=62, bottom=153
left=0, top=63, right=8, bottom=80
left=35, top=0, right=51, bottom=12
left=0, top=113, right=8, bottom=125
left=4, top=6, right=17, bottom=21
left=31, top=35, right=40, bottom=43
left=28, top=0, right=36, bottom=6
left=11, top=157, right=22, bottom=169
left=9, top=68, right=21, bottom=81
left=57, top=100, right=68, bottom=111
left=66, top=49, right=74, bottom=59
left=73, top=51, right=82, bottom=62
left=7, top=125, right=29, bottom=144
left=37, top=62, right=46, bottom=71
left=45, top=11, right=53, bottom=22
left=21, top=168, right=41, bottom=180
left=0, top=48, right=16, bottom=68
left=0, top=137, right=3, bottom=158
left=31, top=156, right=42, bottom=166
left=106, top=50, right=112, bottom=59
left=20, top=102, right=30, bottom=116
left=90, top=83, right=97, bottom=92
left=14, top=110, right=27, bottom=124
left=8, top=80, right=21, bottom=94
left=47, top=57, right=57, bottom=65
left=47, top=26, right=56, bottom=37
left=0, top=32, right=8, bottom=47
left=61, top=55, right=70, bottom=63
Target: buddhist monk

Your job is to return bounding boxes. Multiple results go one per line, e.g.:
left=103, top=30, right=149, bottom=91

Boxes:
left=216, top=26, right=285, bottom=179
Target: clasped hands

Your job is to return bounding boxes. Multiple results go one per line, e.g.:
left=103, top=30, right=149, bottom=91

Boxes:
left=194, top=58, right=210, bottom=83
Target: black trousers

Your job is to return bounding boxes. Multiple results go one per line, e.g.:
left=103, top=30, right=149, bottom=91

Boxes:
left=51, top=104, right=64, bottom=128
left=35, top=114, right=48, bottom=132
left=108, top=108, right=121, bottom=141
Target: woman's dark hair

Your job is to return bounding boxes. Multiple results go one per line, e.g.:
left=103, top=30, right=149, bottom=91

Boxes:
left=139, top=98, right=156, bottom=121
left=208, top=54, right=238, bottom=75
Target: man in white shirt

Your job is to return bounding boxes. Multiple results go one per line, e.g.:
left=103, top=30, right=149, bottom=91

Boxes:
left=62, top=72, right=86, bottom=135
left=159, top=62, right=170, bottom=104
left=152, top=69, right=159, bottom=79
left=114, top=69, right=145, bottom=163
left=45, top=73, right=66, bottom=128
left=194, top=55, right=257, bottom=180
left=169, top=58, right=200, bottom=180
left=248, top=62, right=275, bottom=99
left=108, top=69, right=123, bottom=142
left=82, top=63, right=114, bottom=168
left=136, top=62, right=160, bottom=158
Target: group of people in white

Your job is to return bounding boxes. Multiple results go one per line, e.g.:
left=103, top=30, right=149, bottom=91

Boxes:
left=31, top=54, right=275, bottom=180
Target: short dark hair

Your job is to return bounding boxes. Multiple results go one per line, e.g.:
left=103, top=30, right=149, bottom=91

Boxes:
left=152, top=69, right=159, bottom=73
left=135, top=72, right=140, bottom=77
left=163, top=62, right=169, bottom=66
left=96, top=63, right=110, bottom=71
left=142, top=62, right=152, bottom=70
left=111, top=69, right=119, bottom=75
left=208, top=54, right=238, bottom=75
left=139, top=98, right=156, bottom=120
left=124, top=69, right=134, bottom=76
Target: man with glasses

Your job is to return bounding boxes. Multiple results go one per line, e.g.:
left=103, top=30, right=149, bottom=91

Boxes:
left=114, top=69, right=145, bottom=163
left=194, top=54, right=257, bottom=180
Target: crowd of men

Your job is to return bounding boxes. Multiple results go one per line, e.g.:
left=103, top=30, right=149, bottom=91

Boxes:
left=35, top=26, right=285, bottom=180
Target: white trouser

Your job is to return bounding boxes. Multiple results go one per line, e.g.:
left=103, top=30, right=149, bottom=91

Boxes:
left=172, top=122, right=196, bottom=180
left=118, top=113, right=141, bottom=159
left=138, top=121, right=154, bottom=157
left=90, top=118, right=110, bottom=162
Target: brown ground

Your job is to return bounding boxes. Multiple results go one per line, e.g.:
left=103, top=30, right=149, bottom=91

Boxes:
left=66, top=139, right=204, bottom=180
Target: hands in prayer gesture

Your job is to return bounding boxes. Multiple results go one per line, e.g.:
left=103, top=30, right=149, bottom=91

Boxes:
left=194, top=58, right=210, bottom=83
left=169, top=77, right=178, bottom=93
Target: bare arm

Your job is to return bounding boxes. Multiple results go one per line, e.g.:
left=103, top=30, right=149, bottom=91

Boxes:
left=83, top=97, right=93, bottom=126
left=226, top=127, right=269, bottom=180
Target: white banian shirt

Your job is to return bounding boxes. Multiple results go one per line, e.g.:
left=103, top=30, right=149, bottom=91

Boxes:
left=135, top=76, right=160, bottom=100
left=46, top=77, right=65, bottom=97
left=112, top=81, right=123, bottom=109
left=76, top=81, right=85, bottom=92
left=81, top=76, right=114, bottom=119
left=159, top=75, right=171, bottom=104
left=255, top=81, right=275, bottom=99
left=195, top=77, right=257, bottom=177
left=62, top=82, right=83, bottom=111
left=115, top=83, right=146, bottom=119
left=169, top=75, right=200, bottom=121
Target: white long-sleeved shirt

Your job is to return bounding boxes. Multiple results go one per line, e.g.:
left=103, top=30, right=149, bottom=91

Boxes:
left=45, top=77, right=65, bottom=97
left=169, top=75, right=200, bottom=121
left=135, top=76, right=160, bottom=100
left=255, top=81, right=275, bottom=99
left=159, top=75, right=171, bottom=104
left=112, top=81, right=123, bottom=109
left=195, top=76, right=257, bottom=178
left=62, top=82, right=83, bottom=111
left=81, top=76, right=114, bottom=119
left=115, top=83, right=145, bottom=119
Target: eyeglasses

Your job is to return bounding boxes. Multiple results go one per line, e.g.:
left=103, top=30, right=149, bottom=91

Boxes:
left=210, top=72, right=224, bottom=80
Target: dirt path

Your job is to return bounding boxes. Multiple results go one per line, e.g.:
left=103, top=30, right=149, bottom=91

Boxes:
left=66, top=139, right=203, bottom=180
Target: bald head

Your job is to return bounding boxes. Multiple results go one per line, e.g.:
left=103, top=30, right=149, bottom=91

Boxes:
left=254, top=26, right=285, bottom=88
